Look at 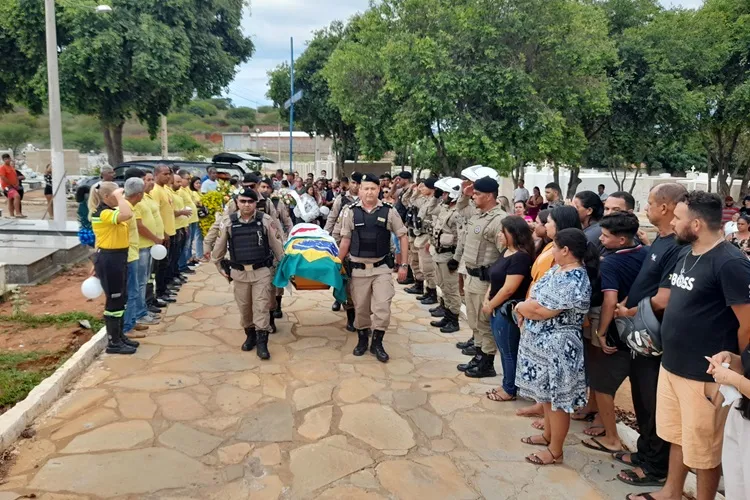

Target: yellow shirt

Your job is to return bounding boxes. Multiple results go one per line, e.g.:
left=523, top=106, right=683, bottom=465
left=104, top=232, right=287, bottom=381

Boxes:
left=152, top=183, right=176, bottom=237
left=180, top=187, right=198, bottom=224
left=91, top=204, right=130, bottom=250
left=126, top=200, right=140, bottom=262
left=135, top=196, right=159, bottom=249
left=144, top=192, right=164, bottom=240
left=172, top=188, right=189, bottom=230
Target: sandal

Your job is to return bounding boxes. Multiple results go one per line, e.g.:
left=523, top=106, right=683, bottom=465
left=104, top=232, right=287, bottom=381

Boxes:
left=487, top=389, right=516, bottom=402
left=525, top=447, right=563, bottom=466
left=582, top=425, right=605, bottom=437
left=617, top=469, right=666, bottom=488
left=625, top=493, right=657, bottom=500
left=581, top=437, right=622, bottom=454
left=572, top=410, right=597, bottom=422
left=612, top=451, right=639, bottom=467
left=531, top=419, right=545, bottom=430
left=521, top=435, right=550, bottom=446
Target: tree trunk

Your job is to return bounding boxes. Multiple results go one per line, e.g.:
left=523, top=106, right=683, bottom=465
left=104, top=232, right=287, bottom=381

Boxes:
left=739, top=165, right=750, bottom=199
left=552, top=163, right=559, bottom=186
left=566, top=166, right=582, bottom=199
left=102, top=120, right=125, bottom=168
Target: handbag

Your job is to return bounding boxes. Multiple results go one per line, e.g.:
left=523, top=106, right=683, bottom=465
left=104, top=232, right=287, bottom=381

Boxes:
left=499, top=299, right=520, bottom=324
left=197, top=206, right=208, bottom=218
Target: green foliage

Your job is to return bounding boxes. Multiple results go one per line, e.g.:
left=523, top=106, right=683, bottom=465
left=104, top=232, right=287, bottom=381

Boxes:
left=167, top=112, right=195, bottom=126
left=170, top=133, right=205, bottom=153
left=0, top=123, right=34, bottom=154
left=0, top=311, right=103, bottom=332
left=226, top=107, right=256, bottom=124
left=180, top=120, right=211, bottom=133
left=187, top=101, right=219, bottom=117
left=257, top=105, right=275, bottom=114
left=0, top=351, right=59, bottom=409
left=123, top=137, right=161, bottom=155
left=64, top=130, right=104, bottom=153
left=206, top=98, right=232, bottom=110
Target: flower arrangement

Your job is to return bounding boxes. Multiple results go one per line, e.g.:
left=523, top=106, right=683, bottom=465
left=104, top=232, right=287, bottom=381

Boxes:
left=280, top=192, right=297, bottom=207
left=199, top=191, right=225, bottom=236
left=216, top=179, right=234, bottom=205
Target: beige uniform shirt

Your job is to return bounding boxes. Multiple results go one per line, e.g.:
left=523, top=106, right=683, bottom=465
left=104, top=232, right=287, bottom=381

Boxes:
left=211, top=211, right=284, bottom=282
left=429, top=202, right=460, bottom=263
left=340, top=200, right=407, bottom=277
left=453, top=193, right=480, bottom=263
left=324, top=192, right=357, bottom=234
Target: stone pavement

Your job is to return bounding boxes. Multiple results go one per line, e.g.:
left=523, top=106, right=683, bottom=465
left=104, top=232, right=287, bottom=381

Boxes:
left=1, top=266, right=658, bottom=500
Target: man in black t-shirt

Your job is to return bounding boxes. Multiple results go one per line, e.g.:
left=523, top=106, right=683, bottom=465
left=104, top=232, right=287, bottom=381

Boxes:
left=582, top=212, right=647, bottom=455
left=627, top=191, right=750, bottom=500
left=613, top=183, right=686, bottom=491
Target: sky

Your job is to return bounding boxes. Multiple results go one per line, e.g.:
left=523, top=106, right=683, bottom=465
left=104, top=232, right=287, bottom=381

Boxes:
left=226, top=0, right=705, bottom=108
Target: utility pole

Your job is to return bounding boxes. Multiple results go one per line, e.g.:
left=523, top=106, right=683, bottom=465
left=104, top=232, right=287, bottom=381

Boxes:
left=161, top=115, right=168, bottom=159
left=45, top=0, right=66, bottom=225
left=289, top=37, right=295, bottom=173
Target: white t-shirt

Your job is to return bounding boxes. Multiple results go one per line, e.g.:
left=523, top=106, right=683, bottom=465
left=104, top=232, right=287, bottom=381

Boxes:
left=201, top=179, right=218, bottom=193
left=513, top=187, right=530, bottom=203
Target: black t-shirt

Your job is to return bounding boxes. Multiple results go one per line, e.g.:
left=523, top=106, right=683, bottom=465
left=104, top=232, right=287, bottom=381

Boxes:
left=661, top=241, right=750, bottom=382
left=600, top=245, right=649, bottom=350
left=488, top=250, right=532, bottom=301
left=626, top=234, right=686, bottom=308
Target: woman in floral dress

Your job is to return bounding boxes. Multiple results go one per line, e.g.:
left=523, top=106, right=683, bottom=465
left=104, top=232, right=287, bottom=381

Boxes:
left=514, top=228, right=597, bottom=465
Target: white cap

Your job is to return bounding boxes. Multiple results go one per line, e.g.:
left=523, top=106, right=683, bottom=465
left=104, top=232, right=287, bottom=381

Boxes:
left=435, top=177, right=463, bottom=200
left=460, top=165, right=500, bottom=182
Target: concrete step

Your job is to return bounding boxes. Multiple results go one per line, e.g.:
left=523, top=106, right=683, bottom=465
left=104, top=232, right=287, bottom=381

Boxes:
left=0, top=235, right=92, bottom=284
left=0, top=218, right=79, bottom=237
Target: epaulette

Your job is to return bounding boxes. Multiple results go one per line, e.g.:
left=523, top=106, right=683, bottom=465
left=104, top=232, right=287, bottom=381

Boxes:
left=382, top=201, right=393, bottom=208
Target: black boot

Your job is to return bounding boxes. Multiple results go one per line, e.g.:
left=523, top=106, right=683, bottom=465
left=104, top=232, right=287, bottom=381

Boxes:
left=269, top=312, right=277, bottom=333
left=273, top=296, right=283, bottom=319
left=353, top=329, right=369, bottom=356
left=430, top=315, right=449, bottom=328
left=332, top=300, right=341, bottom=312
left=105, top=317, right=136, bottom=355
left=440, top=310, right=460, bottom=334
left=457, top=348, right=483, bottom=372
left=456, top=337, right=474, bottom=349
left=370, top=330, right=389, bottom=363
left=397, top=265, right=415, bottom=285
left=122, top=331, right=140, bottom=348
left=429, top=298, right=445, bottom=316
left=465, top=353, right=497, bottom=378
left=416, top=287, right=429, bottom=301
left=256, top=330, right=270, bottom=360
left=346, top=308, right=356, bottom=332
left=420, top=288, right=438, bottom=305
left=404, top=280, right=424, bottom=295
left=461, top=345, right=478, bottom=356
left=241, top=327, right=257, bottom=351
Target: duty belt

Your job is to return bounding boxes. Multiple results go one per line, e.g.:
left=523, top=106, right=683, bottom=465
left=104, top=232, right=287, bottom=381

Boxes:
left=466, top=265, right=490, bottom=281
left=227, top=259, right=272, bottom=271
left=436, top=246, right=456, bottom=254
left=350, top=256, right=393, bottom=270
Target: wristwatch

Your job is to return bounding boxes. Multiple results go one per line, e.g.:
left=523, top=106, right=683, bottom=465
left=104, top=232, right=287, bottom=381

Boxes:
left=400, top=264, right=408, bottom=269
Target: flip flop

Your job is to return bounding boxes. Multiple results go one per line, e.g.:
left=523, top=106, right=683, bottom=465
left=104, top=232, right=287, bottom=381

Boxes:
left=525, top=447, right=563, bottom=466
left=487, top=390, right=516, bottom=402
left=572, top=410, right=597, bottom=422
left=625, top=493, right=656, bottom=500
left=582, top=424, right=605, bottom=437
left=521, top=435, right=550, bottom=446
left=617, top=469, right=666, bottom=488
left=612, top=451, right=639, bottom=467
left=581, top=437, right=621, bottom=454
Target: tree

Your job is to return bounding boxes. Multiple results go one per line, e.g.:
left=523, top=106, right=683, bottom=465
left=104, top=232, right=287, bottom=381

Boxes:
left=187, top=101, right=219, bottom=117
left=268, top=22, right=358, bottom=170
left=0, top=123, right=33, bottom=155
left=225, top=107, right=256, bottom=124
left=0, top=0, right=253, bottom=167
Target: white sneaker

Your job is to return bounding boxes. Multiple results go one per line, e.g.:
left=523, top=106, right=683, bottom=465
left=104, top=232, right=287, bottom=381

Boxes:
left=137, top=315, right=160, bottom=325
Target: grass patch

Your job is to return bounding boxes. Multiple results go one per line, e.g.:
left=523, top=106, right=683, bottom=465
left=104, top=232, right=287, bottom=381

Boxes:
left=0, top=351, right=61, bottom=409
left=0, top=311, right=103, bottom=332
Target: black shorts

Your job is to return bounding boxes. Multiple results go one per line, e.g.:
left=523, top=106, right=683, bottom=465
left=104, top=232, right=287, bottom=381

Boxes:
left=586, top=346, right=631, bottom=396
left=44, top=185, right=53, bottom=196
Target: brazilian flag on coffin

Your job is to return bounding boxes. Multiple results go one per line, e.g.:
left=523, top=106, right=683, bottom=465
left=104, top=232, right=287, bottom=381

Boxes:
left=273, top=230, right=347, bottom=303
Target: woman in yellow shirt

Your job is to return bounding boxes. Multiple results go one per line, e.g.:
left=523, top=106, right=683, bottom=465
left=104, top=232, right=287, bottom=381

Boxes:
left=88, top=181, right=138, bottom=355
left=177, top=170, right=199, bottom=273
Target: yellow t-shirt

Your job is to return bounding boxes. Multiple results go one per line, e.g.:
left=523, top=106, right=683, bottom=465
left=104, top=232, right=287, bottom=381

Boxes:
left=126, top=200, right=140, bottom=262
left=152, top=183, right=175, bottom=236
left=135, top=196, right=159, bottom=249
left=144, top=192, right=164, bottom=240
left=91, top=204, right=130, bottom=250
left=172, top=188, right=189, bottom=230
left=180, top=187, right=198, bottom=224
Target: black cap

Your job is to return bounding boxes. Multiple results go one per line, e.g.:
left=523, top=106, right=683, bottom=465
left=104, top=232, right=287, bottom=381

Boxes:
left=423, top=177, right=438, bottom=190
left=237, top=188, right=258, bottom=201
left=361, top=173, right=380, bottom=185
left=260, top=177, right=273, bottom=187
left=243, top=173, right=260, bottom=184
left=397, top=171, right=412, bottom=180
left=351, top=172, right=363, bottom=183
left=379, top=173, right=392, bottom=179
left=473, top=176, right=499, bottom=194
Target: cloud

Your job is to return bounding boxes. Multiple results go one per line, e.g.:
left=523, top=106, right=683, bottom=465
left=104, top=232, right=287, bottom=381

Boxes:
left=227, top=0, right=704, bottom=107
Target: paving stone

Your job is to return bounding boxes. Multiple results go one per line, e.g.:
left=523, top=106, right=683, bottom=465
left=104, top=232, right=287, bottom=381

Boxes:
left=60, top=420, right=153, bottom=454
left=252, top=443, right=281, bottom=466
left=386, top=359, right=415, bottom=375
left=406, top=408, right=444, bottom=438
left=340, top=403, right=415, bottom=452
left=158, top=423, right=223, bottom=457
left=223, top=372, right=260, bottom=390
left=261, top=375, right=287, bottom=399
left=151, top=348, right=210, bottom=365
left=292, top=382, right=334, bottom=411
left=214, top=385, right=262, bottom=415
left=107, top=373, right=200, bottom=391
left=188, top=305, right=226, bottom=319
left=102, top=356, right=148, bottom=377
left=28, top=448, right=219, bottom=496
left=54, top=389, right=109, bottom=418
left=337, top=377, right=386, bottom=404
left=131, top=343, right=161, bottom=360
left=290, top=361, right=339, bottom=382
left=288, top=337, right=328, bottom=350
left=416, top=360, right=465, bottom=379
left=392, top=390, right=428, bottom=411
left=348, top=470, right=380, bottom=489
left=50, top=408, right=119, bottom=441
left=8, top=439, right=56, bottom=474
left=431, top=438, right=455, bottom=452
left=295, top=326, right=347, bottom=339
left=142, top=331, right=218, bottom=346
left=296, top=310, right=341, bottom=326
left=236, top=401, right=294, bottom=442
left=153, top=352, right=259, bottom=372
left=450, top=411, right=540, bottom=461
left=155, top=392, right=208, bottom=421
left=217, top=443, right=252, bottom=465
left=194, top=290, right=235, bottom=306
left=115, top=392, right=157, bottom=419
left=376, top=456, right=477, bottom=500
left=429, top=393, right=480, bottom=415
left=292, top=347, right=342, bottom=362
left=289, top=435, right=373, bottom=496
left=417, top=378, right=458, bottom=392
left=193, top=416, right=240, bottom=432
left=318, top=486, right=386, bottom=499
left=298, top=405, right=333, bottom=440
left=166, top=315, right=200, bottom=331
left=164, top=302, right=201, bottom=317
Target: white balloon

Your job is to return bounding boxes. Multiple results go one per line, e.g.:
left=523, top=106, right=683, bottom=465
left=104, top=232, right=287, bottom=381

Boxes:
left=319, top=206, right=330, bottom=217
left=150, top=244, right=168, bottom=261
left=81, top=277, right=103, bottom=299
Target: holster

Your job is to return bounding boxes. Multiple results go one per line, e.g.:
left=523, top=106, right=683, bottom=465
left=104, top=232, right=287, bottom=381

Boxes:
left=220, top=260, right=234, bottom=283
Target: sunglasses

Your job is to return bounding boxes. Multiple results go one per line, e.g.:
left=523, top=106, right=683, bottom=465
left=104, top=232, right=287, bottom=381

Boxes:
left=237, top=199, right=256, bottom=205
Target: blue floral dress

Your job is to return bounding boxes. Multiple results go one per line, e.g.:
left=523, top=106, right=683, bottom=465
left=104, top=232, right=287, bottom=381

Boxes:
left=516, top=265, right=591, bottom=413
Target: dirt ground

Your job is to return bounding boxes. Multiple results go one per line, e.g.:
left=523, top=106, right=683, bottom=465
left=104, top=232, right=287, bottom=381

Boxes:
left=0, top=188, right=79, bottom=221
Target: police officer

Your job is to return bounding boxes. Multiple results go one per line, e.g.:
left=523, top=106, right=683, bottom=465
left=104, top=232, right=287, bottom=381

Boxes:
left=453, top=176, right=507, bottom=378
left=403, top=180, right=426, bottom=295
left=412, top=178, right=443, bottom=305
left=211, top=188, right=284, bottom=360
left=326, top=172, right=361, bottom=312
left=392, top=171, right=416, bottom=284
left=338, top=173, right=410, bottom=362
left=428, top=177, right=463, bottom=333
left=257, top=177, right=292, bottom=325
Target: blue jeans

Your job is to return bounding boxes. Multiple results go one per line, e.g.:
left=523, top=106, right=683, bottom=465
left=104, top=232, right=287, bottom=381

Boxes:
left=123, top=261, right=141, bottom=333
left=194, top=223, right=204, bottom=258
left=491, top=309, right=521, bottom=396
left=179, top=224, right=196, bottom=272
left=136, top=248, right=152, bottom=319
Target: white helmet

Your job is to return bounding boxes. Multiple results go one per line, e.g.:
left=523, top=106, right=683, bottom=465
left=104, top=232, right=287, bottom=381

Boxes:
left=460, top=165, right=500, bottom=182
left=435, top=177, right=462, bottom=200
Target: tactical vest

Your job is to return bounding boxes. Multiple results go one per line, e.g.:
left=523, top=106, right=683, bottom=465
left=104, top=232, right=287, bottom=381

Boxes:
left=340, top=193, right=353, bottom=208
left=350, top=205, right=392, bottom=258
left=271, top=198, right=280, bottom=209
left=257, top=198, right=268, bottom=214
left=228, top=212, right=270, bottom=266
left=463, top=209, right=504, bottom=267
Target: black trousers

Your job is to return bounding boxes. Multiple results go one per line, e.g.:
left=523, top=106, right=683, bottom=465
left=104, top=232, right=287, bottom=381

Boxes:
left=167, top=232, right=183, bottom=281
left=155, top=235, right=174, bottom=296
left=94, top=249, right=128, bottom=317
left=631, top=355, right=670, bottom=478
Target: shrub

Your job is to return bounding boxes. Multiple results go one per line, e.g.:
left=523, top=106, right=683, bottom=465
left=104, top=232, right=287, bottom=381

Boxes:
left=226, top=107, right=256, bottom=124
left=207, top=98, right=231, bottom=110
left=123, top=137, right=161, bottom=155
left=64, top=130, right=103, bottom=153
left=180, top=120, right=211, bottom=133
left=169, top=133, right=204, bottom=153
left=257, top=105, right=275, bottom=114
left=167, top=112, right=194, bottom=126
left=186, top=101, right=218, bottom=117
